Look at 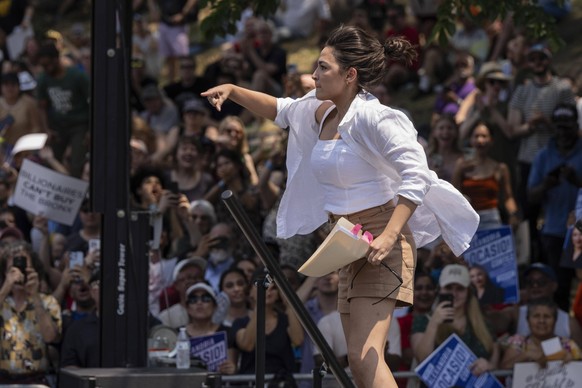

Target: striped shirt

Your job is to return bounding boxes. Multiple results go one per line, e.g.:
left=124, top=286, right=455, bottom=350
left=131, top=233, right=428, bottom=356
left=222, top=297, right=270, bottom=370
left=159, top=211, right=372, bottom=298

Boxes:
left=509, top=77, right=575, bottom=163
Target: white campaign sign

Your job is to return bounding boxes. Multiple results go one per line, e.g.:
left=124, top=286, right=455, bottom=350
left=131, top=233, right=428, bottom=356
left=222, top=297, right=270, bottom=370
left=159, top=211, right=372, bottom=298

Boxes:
left=13, top=159, right=89, bottom=225
left=513, top=361, right=582, bottom=387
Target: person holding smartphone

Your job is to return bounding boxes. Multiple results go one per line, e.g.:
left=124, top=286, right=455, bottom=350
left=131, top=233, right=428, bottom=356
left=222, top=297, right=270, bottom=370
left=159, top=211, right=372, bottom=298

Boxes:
left=0, top=241, right=61, bottom=384
left=411, top=264, right=499, bottom=377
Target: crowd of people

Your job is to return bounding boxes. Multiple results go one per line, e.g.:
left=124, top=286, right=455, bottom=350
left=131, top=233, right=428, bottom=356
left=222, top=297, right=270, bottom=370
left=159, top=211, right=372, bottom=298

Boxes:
left=0, top=0, right=581, bottom=387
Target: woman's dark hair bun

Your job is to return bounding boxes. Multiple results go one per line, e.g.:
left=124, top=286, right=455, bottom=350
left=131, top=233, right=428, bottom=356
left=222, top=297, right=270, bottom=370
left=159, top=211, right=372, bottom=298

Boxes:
left=384, top=36, right=417, bottom=67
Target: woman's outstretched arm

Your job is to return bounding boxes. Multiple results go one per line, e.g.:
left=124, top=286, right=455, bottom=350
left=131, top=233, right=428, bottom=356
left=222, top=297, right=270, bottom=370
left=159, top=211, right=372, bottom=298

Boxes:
left=201, top=84, right=278, bottom=121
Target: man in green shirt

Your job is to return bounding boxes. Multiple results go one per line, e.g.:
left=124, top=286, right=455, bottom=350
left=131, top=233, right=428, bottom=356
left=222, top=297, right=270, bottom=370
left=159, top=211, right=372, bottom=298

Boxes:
left=37, top=42, right=90, bottom=178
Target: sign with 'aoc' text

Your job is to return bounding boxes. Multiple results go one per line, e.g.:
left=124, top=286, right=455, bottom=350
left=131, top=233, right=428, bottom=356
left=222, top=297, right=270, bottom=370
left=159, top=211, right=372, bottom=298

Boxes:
left=189, top=331, right=227, bottom=372
left=13, top=159, right=88, bottom=225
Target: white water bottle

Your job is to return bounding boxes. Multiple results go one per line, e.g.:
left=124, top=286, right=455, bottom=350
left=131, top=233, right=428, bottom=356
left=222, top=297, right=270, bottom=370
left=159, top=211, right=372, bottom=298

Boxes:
left=176, top=327, right=191, bottom=369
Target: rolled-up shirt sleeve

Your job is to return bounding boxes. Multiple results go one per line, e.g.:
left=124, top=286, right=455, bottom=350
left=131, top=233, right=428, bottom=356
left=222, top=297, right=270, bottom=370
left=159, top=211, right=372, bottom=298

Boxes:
left=373, top=109, right=432, bottom=205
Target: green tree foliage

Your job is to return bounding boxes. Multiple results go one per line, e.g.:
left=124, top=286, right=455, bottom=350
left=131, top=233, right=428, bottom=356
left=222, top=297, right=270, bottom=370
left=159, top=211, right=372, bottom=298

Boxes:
left=431, top=0, right=564, bottom=48
left=198, top=0, right=280, bottom=39
left=199, top=0, right=563, bottom=47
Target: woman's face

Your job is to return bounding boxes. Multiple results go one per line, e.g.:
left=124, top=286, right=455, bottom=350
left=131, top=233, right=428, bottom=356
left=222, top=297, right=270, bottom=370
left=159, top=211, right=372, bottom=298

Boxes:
left=187, top=291, right=216, bottom=321
left=528, top=305, right=556, bottom=339
left=572, top=228, right=582, bottom=251
left=413, top=276, right=437, bottom=312
left=220, top=120, right=244, bottom=150
left=176, top=142, right=199, bottom=169
left=442, top=283, right=468, bottom=310
left=221, top=272, right=247, bottom=305
left=470, top=124, right=492, bottom=152
left=469, top=267, right=486, bottom=289
left=312, top=46, right=348, bottom=102
left=433, top=119, right=457, bottom=149
left=484, top=78, right=506, bottom=94
left=236, top=260, right=256, bottom=284
left=265, top=283, right=280, bottom=305
left=216, top=156, right=238, bottom=182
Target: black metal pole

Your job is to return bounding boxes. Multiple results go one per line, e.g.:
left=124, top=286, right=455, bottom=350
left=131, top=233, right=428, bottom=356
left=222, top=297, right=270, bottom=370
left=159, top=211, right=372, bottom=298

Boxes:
left=92, top=0, right=147, bottom=367
left=221, top=191, right=354, bottom=388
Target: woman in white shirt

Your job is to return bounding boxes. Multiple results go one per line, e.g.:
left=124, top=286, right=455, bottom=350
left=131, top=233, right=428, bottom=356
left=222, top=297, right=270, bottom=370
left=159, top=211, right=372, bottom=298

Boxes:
left=202, top=25, right=478, bottom=387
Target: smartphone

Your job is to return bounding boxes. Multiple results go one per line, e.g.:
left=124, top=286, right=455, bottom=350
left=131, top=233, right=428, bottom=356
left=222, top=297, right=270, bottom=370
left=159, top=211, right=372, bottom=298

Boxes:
left=439, top=293, right=454, bottom=323
left=166, top=180, right=180, bottom=194
left=69, top=251, right=84, bottom=269
left=213, top=236, right=230, bottom=250
left=12, top=255, right=27, bottom=283
left=89, top=239, right=101, bottom=254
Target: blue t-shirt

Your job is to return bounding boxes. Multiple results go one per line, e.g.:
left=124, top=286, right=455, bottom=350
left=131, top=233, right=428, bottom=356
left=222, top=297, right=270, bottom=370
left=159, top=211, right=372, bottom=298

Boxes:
left=527, top=138, right=582, bottom=237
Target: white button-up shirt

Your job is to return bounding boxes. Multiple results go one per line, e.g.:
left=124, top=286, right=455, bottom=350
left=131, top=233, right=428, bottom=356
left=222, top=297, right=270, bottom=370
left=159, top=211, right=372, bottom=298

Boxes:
left=274, top=90, right=479, bottom=256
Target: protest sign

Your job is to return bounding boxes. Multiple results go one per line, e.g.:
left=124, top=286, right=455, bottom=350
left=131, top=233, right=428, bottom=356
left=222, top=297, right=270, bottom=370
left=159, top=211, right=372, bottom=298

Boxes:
left=415, top=334, right=503, bottom=388
left=13, top=159, right=88, bottom=226
left=189, top=331, right=228, bottom=372
left=463, top=226, right=520, bottom=304
left=512, top=361, right=582, bottom=387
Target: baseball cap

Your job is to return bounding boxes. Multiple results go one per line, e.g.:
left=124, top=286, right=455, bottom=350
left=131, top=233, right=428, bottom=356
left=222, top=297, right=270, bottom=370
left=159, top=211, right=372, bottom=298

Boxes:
left=186, top=282, right=217, bottom=302
left=141, top=84, right=162, bottom=100
left=551, top=103, right=578, bottom=123
left=172, top=257, right=207, bottom=282
left=183, top=98, right=208, bottom=114
left=439, top=264, right=470, bottom=287
left=0, top=226, right=24, bottom=241
left=527, top=43, right=552, bottom=59
left=524, top=263, right=557, bottom=282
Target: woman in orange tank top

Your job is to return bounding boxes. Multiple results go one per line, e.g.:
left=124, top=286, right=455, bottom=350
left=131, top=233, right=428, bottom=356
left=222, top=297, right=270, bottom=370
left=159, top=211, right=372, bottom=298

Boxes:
left=452, top=123, right=519, bottom=230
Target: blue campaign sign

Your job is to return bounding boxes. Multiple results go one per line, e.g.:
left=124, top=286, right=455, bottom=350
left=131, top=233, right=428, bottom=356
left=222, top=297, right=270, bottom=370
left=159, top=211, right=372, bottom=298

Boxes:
left=189, top=331, right=228, bottom=372
left=415, top=334, right=503, bottom=388
left=462, top=226, right=520, bottom=304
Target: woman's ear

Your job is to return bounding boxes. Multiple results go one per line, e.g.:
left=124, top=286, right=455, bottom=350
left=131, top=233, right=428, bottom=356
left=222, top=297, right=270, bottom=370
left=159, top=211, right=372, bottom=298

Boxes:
left=346, top=67, right=357, bottom=84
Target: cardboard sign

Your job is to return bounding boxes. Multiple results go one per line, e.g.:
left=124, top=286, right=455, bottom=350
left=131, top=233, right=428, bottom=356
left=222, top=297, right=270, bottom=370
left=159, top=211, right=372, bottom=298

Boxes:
left=13, top=159, right=88, bottom=225
left=463, top=226, right=520, bottom=304
left=512, top=361, right=582, bottom=387
left=189, top=331, right=228, bottom=372
left=415, top=334, right=503, bottom=388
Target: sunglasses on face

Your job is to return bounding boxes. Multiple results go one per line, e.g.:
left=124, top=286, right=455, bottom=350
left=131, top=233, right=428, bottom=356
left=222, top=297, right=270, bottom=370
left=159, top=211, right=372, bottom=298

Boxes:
left=487, top=79, right=505, bottom=86
left=187, top=294, right=214, bottom=304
